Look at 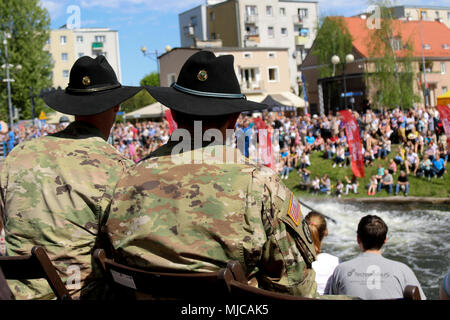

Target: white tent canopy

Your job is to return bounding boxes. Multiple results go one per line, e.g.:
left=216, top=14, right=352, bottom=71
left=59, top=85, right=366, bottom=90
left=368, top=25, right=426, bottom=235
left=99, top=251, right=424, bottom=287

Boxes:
left=124, top=102, right=168, bottom=120
left=246, top=92, right=307, bottom=109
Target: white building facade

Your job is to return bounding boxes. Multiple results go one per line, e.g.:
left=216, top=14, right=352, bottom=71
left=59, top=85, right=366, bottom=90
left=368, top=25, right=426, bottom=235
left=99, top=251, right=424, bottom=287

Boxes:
left=46, top=27, right=122, bottom=89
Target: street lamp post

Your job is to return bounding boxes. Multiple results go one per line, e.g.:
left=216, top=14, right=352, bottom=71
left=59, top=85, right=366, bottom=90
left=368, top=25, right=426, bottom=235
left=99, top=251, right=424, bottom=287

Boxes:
left=141, top=46, right=160, bottom=86
left=331, top=53, right=354, bottom=111
left=2, top=32, right=22, bottom=129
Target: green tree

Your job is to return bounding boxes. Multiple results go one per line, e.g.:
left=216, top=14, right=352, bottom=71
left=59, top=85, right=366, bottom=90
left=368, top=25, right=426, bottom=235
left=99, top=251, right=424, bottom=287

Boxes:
left=366, top=0, right=420, bottom=110
left=0, top=0, right=53, bottom=121
left=311, top=16, right=353, bottom=78
left=140, top=72, right=159, bottom=87
left=120, top=72, right=159, bottom=114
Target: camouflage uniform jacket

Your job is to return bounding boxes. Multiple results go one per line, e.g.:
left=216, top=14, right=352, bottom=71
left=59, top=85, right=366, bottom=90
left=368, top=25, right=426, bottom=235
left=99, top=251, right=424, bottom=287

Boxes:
left=0, top=121, right=132, bottom=299
left=107, top=141, right=320, bottom=298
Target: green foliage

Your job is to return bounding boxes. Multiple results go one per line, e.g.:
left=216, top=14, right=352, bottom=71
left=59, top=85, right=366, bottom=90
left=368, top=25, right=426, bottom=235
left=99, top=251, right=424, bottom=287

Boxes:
left=311, top=17, right=353, bottom=78
left=0, top=0, right=53, bottom=121
left=366, top=0, right=421, bottom=110
left=120, top=89, right=155, bottom=114
left=140, top=72, right=159, bottom=87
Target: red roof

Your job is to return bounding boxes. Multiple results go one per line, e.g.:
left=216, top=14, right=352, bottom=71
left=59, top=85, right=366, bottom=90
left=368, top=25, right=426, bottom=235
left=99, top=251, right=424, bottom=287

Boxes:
left=342, top=17, right=450, bottom=58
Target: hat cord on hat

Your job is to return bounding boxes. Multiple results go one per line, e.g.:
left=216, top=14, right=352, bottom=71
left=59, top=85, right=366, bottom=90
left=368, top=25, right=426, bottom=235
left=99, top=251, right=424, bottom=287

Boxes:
left=172, top=83, right=246, bottom=100
left=66, top=83, right=122, bottom=93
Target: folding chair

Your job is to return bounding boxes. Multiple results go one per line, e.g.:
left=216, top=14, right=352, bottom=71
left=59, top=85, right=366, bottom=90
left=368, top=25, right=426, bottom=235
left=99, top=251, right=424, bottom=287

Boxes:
left=0, top=246, right=72, bottom=300
left=93, top=249, right=234, bottom=300
left=402, top=285, right=421, bottom=300
left=226, top=261, right=315, bottom=301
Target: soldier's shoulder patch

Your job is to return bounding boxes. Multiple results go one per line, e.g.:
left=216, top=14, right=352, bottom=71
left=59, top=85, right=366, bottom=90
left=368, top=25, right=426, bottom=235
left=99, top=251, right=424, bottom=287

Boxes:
left=287, top=192, right=301, bottom=226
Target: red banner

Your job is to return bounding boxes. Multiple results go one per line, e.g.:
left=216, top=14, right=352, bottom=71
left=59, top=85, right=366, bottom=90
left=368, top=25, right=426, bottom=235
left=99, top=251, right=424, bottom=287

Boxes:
left=339, top=110, right=365, bottom=178
left=437, top=105, right=450, bottom=148
left=253, top=117, right=275, bottom=171
left=165, top=109, right=178, bottom=135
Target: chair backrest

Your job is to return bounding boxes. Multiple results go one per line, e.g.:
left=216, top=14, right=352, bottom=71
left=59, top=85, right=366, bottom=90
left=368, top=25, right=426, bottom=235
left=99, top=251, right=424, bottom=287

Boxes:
left=0, top=267, right=14, bottom=300
left=228, top=279, right=315, bottom=301
left=93, top=249, right=234, bottom=300
left=403, top=285, right=421, bottom=300
left=0, top=246, right=71, bottom=300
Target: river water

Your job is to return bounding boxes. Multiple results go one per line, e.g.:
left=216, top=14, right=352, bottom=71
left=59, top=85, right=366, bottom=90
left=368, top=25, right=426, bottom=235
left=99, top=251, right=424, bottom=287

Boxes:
left=299, top=199, right=450, bottom=300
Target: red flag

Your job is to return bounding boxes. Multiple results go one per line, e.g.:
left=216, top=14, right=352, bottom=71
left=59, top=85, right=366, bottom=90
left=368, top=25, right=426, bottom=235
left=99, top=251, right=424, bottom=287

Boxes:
left=339, top=110, right=365, bottom=178
left=437, top=105, right=450, bottom=148
left=253, top=117, right=276, bottom=171
left=165, top=109, right=178, bottom=134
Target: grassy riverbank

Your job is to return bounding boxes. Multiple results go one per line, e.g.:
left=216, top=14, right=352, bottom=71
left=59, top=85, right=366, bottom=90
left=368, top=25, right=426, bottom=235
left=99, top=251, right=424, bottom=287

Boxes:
left=283, top=145, right=450, bottom=199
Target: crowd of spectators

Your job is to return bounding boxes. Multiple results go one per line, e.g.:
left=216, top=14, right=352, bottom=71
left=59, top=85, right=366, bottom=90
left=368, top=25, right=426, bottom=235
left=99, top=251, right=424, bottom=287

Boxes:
left=235, top=106, right=448, bottom=197
left=1, top=106, right=448, bottom=198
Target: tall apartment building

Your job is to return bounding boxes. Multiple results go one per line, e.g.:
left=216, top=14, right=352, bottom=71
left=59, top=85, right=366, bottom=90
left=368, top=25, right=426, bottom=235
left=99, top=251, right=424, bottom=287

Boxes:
left=45, top=26, right=121, bottom=89
left=391, top=5, right=450, bottom=28
left=179, top=0, right=319, bottom=94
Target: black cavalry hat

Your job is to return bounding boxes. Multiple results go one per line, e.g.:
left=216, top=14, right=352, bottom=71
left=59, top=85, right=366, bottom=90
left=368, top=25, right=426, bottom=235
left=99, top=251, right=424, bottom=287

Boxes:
left=145, top=51, right=267, bottom=116
left=42, top=55, right=142, bottom=116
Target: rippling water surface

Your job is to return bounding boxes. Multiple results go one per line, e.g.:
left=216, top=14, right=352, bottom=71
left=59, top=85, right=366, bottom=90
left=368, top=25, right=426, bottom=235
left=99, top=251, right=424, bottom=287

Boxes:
left=299, top=199, right=450, bottom=300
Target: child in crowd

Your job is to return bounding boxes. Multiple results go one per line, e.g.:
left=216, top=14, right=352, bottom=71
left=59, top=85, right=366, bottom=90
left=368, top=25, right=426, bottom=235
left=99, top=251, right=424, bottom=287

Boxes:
left=368, top=175, right=378, bottom=196
left=335, top=180, right=344, bottom=198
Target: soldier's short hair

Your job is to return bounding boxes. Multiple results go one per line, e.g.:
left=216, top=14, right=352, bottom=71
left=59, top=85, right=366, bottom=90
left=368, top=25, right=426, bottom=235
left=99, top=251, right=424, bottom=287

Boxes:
left=357, top=215, right=388, bottom=250
left=172, top=110, right=238, bottom=128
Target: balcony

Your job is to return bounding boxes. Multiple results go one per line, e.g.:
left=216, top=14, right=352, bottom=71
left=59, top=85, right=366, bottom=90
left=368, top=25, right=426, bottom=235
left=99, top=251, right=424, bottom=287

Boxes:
left=92, top=42, right=103, bottom=50
left=293, top=15, right=305, bottom=25
left=245, top=34, right=260, bottom=45
left=245, top=14, right=258, bottom=24
left=240, top=81, right=263, bottom=94
left=295, top=35, right=308, bottom=46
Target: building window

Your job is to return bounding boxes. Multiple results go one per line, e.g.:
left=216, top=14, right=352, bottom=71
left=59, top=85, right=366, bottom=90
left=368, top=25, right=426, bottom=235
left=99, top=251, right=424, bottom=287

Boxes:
left=443, top=44, right=450, bottom=50
left=76, top=36, right=83, bottom=43
left=268, top=52, right=276, bottom=58
left=424, top=44, right=431, bottom=50
left=190, top=16, right=197, bottom=26
left=211, top=32, right=217, bottom=40
left=280, top=7, right=286, bottom=16
left=243, top=52, right=252, bottom=59
left=95, top=35, right=106, bottom=43
left=281, top=27, right=288, bottom=37
left=94, top=51, right=107, bottom=58
left=443, top=87, right=448, bottom=94
left=420, top=11, right=427, bottom=20
left=45, top=38, right=50, bottom=45
left=435, top=11, right=440, bottom=19
left=167, top=73, right=177, bottom=86
left=441, top=62, right=446, bottom=74
left=298, top=8, right=308, bottom=18
left=246, top=5, right=258, bottom=16
left=60, top=36, right=67, bottom=44
left=448, top=12, right=450, bottom=20
left=61, top=53, right=68, bottom=61
left=210, top=12, right=215, bottom=21
left=391, top=37, right=402, bottom=51
left=268, top=26, right=274, bottom=38
left=266, top=6, right=273, bottom=16
left=268, top=67, right=279, bottom=82
left=63, top=70, right=69, bottom=78
left=78, top=53, right=84, bottom=58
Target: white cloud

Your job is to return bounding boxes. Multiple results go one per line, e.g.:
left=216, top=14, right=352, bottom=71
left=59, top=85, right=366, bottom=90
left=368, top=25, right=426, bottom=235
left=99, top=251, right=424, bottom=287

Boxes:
left=40, top=0, right=66, bottom=18
left=79, top=0, right=204, bottom=12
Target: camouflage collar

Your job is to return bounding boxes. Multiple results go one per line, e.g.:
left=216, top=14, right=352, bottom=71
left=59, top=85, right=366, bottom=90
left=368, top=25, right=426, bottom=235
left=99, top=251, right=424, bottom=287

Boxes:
left=52, top=121, right=106, bottom=141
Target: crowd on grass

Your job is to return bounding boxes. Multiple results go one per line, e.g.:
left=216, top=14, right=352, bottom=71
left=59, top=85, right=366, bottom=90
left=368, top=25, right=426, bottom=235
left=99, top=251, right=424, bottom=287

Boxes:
left=0, top=106, right=448, bottom=198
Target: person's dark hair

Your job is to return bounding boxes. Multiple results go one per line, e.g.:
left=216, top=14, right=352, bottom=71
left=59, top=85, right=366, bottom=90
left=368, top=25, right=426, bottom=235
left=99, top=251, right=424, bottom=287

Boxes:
left=357, top=215, right=388, bottom=250
left=305, top=211, right=328, bottom=254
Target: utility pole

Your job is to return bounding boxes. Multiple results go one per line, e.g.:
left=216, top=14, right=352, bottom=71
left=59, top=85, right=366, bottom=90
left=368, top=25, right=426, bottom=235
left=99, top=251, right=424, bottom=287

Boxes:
left=3, top=32, right=14, bottom=129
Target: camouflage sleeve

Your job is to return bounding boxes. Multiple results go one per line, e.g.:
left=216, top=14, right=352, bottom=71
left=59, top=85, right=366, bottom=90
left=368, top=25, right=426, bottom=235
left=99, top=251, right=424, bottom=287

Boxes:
left=250, top=168, right=319, bottom=298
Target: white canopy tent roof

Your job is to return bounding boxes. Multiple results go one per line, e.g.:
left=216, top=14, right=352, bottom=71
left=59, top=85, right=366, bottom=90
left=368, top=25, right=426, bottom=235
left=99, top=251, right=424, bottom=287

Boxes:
left=124, top=102, right=169, bottom=120
left=246, top=92, right=307, bottom=109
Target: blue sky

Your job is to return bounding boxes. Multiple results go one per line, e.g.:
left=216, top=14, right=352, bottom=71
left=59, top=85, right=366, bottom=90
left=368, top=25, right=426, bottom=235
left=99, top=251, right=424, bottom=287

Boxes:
left=40, top=0, right=450, bottom=86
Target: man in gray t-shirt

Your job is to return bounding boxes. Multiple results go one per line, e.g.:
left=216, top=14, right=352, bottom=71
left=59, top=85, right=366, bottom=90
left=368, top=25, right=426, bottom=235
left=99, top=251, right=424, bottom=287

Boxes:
left=324, top=215, right=426, bottom=300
